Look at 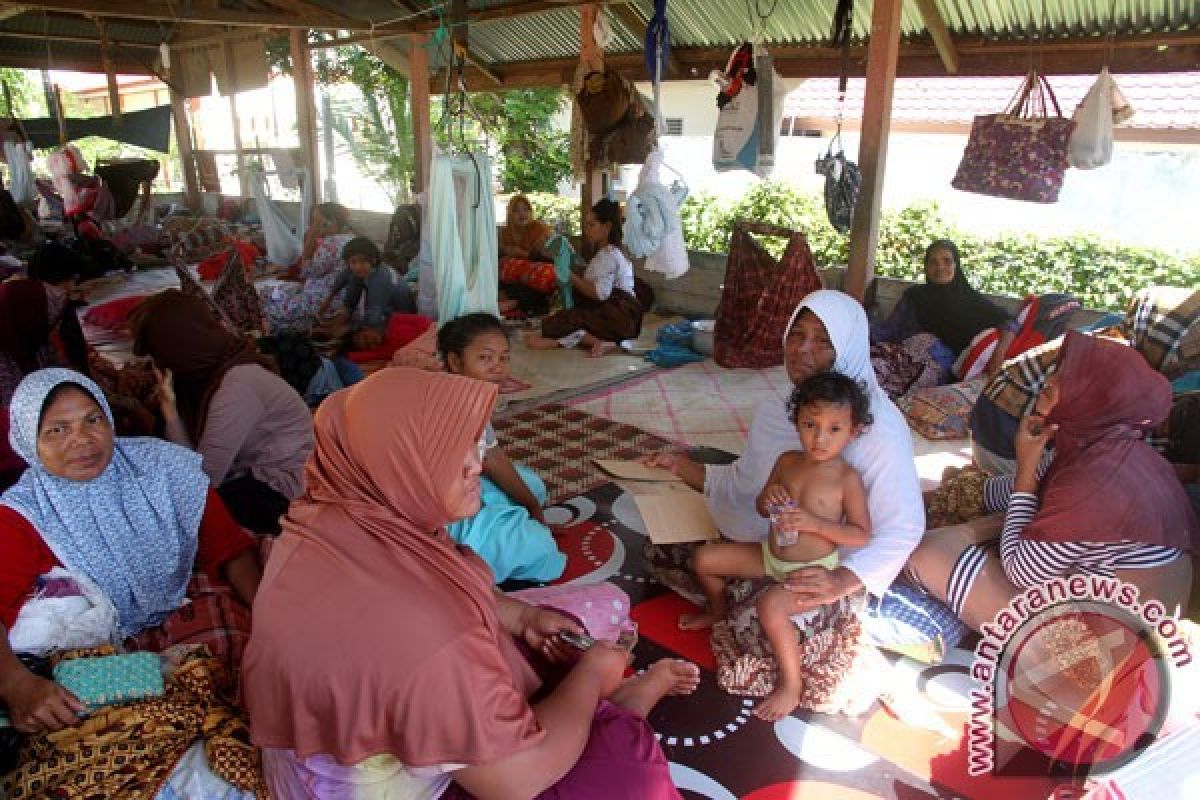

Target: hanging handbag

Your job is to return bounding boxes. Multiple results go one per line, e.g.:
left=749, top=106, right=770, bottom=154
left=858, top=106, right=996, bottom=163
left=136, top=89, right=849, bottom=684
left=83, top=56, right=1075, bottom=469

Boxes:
left=952, top=70, right=1076, bottom=203
left=814, top=129, right=861, bottom=233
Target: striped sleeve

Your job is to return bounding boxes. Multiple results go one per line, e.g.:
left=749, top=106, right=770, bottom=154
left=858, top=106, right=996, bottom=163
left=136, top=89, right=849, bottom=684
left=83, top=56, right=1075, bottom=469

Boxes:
left=982, top=451, right=1053, bottom=513
left=999, top=492, right=1183, bottom=588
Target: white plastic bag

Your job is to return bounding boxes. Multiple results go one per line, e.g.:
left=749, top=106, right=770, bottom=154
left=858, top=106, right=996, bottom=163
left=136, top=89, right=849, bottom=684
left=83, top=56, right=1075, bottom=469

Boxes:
left=712, top=44, right=785, bottom=178
left=1068, top=68, right=1132, bottom=170
left=3, top=139, right=35, bottom=206
left=250, top=167, right=302, bottom=266
left=625, top=149, right=689, bottom=279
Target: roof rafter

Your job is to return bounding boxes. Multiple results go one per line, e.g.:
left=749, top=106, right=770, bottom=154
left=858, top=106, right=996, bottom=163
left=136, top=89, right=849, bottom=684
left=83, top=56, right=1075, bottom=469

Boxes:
left=912, top=0, right=958, bottom=73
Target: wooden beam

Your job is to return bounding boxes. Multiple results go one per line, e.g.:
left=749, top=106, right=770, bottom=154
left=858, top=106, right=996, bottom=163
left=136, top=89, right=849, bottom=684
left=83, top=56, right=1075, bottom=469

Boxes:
left=579, top=3, right=604, bottom=236
left=290, top=28, right=322, bottom=202
left=0, top=5, right=28, bottom=22
left=12, top=0, right=350, bottom=29
left=913, top=0, right=958, bottom=74
left=171, top=27, right=277, bottom=51
left=845, top=0, right=902, bottom=304
left=410, top=0, right=619, bottom=32
left=361, top=39, right=411, bottom=76
left=409, top=33, right=432, bottom=194
left=0, top=28, right=160, bottom=48
left=0, top=50, right=152, bottom=74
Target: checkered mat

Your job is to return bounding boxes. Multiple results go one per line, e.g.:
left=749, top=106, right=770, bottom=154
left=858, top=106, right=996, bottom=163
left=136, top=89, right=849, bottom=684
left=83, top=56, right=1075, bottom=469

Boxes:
left=495, top=404, right=678, bottom=504
left=541, top=479, right=1069, bottom=800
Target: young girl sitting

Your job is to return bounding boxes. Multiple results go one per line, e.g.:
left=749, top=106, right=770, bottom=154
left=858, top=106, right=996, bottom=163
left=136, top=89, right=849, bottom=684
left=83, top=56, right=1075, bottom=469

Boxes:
left=317, top=237, right=416, bottom=351
left=680, top=372, right=873, bottom=721
left=438, top=313, right=567, bottom=583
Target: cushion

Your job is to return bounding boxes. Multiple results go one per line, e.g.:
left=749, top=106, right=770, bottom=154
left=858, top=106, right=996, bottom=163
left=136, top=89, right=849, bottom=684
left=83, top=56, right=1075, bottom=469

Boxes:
left=346, top=313, right=434, bottom=364
left=860, top=583, right=969, bottom=664
left=389, top=326, right=443, bottom=372
left=82, top=295, right=147, bottom=331
left=899, top=377, right=985, bottom=440
left=953, top=327, right=1002, bottom=381
left=52, top=651, right=164, bottom=710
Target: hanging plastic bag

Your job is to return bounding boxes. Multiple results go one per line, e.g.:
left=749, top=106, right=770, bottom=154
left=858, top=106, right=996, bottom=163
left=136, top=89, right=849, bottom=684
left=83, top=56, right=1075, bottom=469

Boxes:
left=1067, top=67, right=1132, bottom=170
left=249, top=167, right=302, bottom=267
left=712, top=43, right=784, bottom=177
left=814, top=131, right=861, bottom=233
left=625, top=149, right=689, bottom=278
left=2, top=139, right=35, bottom=206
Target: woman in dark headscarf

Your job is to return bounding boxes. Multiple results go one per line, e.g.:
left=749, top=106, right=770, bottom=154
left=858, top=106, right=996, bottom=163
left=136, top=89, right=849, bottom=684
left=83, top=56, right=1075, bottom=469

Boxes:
left=871, top=240, right=1017, bottom=390
left=130, top=290, right=314, bottom=535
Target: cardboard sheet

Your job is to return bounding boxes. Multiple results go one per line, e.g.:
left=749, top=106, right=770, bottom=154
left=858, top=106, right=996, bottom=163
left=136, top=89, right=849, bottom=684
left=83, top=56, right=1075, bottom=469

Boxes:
left=629, top=483, right=720, bottom=544
left=592, top=458, right=681, bottom=482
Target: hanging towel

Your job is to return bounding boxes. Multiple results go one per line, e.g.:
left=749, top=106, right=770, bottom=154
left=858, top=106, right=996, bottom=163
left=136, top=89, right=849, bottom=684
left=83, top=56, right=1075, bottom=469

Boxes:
left=250, top=167, right=301, bottom=266
left=428, top=151, right=499, bottom=323
left=624, top=148, right=689, bottom=278
left=3, top=140, right=35, bottom=206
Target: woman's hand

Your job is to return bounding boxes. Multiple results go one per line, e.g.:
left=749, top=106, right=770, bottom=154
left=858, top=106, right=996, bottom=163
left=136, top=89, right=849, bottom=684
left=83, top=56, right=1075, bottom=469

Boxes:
left=783, top=566, right=860, bottom=610
left=575, top=643, right=631, bottom=698
left=522, top=607, right=586, bottom=664
left=3, top=670, right=85, bottom=734
left=639, top=452, right=682, bottom=476
left=1015, top=414, right=1056, bottom=469
left=152, top=366, right=178, bottom=420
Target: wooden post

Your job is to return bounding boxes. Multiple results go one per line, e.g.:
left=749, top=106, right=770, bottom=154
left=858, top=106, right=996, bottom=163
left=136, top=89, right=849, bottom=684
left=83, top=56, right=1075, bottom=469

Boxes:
left=844, top=0, right=902, bottom=304
left=579, top=3, right=604, bottom=237
left=290, top=28, right=322, bottom=203
left=223, top=41, right=250, bottom=198
left=409, top=33, right=432, bottom=196
left=168, top=77, right=201, bottom=210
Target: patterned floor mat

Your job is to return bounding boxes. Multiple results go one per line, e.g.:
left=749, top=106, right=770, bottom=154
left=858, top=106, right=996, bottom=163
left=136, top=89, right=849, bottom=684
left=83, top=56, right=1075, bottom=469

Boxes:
left=494, top=404, right=679, bottom=504
left=541, top=481, right=1067, bottom=800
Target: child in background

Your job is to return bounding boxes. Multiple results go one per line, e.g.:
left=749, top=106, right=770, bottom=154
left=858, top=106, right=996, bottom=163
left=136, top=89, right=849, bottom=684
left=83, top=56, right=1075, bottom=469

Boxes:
left=680, top=371, right=873, bottom=721
left=318, top=237, right=416, bottom=350
left=438, top=313, right=567, bottom=583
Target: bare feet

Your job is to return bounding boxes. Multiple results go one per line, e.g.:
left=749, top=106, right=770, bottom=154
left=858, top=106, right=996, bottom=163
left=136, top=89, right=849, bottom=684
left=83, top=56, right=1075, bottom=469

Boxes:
left=678, top=610, right=721, bottom=631
left=524, top=333, right=560, bottom=350
left=587, top=340, right=619, bottom=358
left=610, top=659, right=701, bottom=717
left=753, top=681, right=802, bottom=722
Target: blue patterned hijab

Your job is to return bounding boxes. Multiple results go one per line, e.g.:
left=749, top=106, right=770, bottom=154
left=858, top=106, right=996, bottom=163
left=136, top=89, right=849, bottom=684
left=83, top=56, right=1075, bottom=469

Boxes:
left=2, top=369, right=208, bottom=636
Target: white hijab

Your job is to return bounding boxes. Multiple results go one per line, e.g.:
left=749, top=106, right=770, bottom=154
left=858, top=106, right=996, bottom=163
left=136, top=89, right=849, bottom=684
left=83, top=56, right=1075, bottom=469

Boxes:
left=702, top=290, right=924, bottom=596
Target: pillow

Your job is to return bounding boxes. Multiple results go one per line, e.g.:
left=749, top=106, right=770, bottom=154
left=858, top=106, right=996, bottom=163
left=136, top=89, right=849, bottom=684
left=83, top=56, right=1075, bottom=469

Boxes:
left=899, top=378, right=984, bottom=440
left=952, top=327, right=1001, bottom=381
left=52, top=651, right=163, bottom=710
left=82, top=294, right=147, bottom=331
left=389, top=326, right=443, bottom=372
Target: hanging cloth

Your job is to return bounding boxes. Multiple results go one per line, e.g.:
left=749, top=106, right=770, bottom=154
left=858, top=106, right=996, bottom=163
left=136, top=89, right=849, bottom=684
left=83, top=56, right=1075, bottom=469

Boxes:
left=429, top=151, right=499, bottom=323
left=294, top=167, right=313, bottom=245
left=3, top=139, right=35, bottom=206
left=250, top=167, right=302, bottom=267
left=625, top=148, right=689, bottom=278
left=544, top=234, right=576, bottom=310
left=645, top=0, right=671, bottom=134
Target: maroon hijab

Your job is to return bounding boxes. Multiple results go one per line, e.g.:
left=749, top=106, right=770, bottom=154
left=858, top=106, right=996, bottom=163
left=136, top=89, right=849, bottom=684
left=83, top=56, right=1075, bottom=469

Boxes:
left=1025, top=331, right=1199, bottom=551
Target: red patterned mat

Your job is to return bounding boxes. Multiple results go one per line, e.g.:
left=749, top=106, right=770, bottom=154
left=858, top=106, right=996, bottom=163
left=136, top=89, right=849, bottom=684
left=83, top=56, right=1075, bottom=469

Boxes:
left=543, top=480, right=1068, bottom=800
left=495, top=403, right=678, bottom=504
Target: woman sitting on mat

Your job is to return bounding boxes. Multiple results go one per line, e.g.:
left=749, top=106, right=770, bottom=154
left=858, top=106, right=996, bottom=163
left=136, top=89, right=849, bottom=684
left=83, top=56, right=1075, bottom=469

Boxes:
left=906, top=331, right=1198, bottom=632
left=244, top=367, right=698, bottom=800
left=526, top=199, right=642, bottom=358
left=0, top=369, right=260, bottom=734
left=439, top=312, right=566, bottom=583
left=499, top=194, right=551, bottom=261
left=131, top=290, right=314, bottom=536
left=260, top=202, right=355, bottom=333
left=871, top=239, right=1016, bottom=385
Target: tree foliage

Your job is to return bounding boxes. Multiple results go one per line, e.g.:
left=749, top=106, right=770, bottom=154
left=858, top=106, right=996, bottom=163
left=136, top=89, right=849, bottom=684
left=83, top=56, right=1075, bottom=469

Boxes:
left=679, top=181, right=1199, bottom=311
left=466, top=89, right=570, bottom=193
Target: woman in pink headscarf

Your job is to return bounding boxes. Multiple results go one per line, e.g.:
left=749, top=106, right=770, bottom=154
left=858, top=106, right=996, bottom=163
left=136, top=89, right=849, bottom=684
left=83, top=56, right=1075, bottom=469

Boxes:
left=243, top=367, right=697, bottom=799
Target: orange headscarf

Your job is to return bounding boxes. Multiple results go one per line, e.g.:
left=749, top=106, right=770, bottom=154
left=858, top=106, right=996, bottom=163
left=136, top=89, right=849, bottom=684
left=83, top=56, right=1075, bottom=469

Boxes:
left=501, top=195, right=551, bottom=255
left=243, top=368, right=544, bottom=767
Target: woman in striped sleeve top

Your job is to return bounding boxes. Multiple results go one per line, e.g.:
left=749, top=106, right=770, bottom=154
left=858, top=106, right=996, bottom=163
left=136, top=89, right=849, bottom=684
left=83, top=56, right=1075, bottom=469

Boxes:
left=907, top=331, right=1198, bottom=630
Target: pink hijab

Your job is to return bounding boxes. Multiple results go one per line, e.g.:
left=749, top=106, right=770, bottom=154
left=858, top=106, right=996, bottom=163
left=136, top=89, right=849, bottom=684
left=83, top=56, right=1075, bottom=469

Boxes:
left=243, top=368, right=543, bottom=767
left=1025, top=331, right=1199, bottom=551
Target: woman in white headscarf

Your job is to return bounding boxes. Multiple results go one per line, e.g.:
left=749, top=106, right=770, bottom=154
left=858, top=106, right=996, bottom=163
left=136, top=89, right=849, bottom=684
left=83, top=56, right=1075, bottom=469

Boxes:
left=643, top=291, right=924, bottom=693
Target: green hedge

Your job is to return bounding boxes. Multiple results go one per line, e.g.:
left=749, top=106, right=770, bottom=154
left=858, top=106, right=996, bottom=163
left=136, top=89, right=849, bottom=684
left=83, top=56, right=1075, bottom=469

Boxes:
left=678, top=182, right=1199, bottom=312
left=526, top=183, right=1198, bottom=311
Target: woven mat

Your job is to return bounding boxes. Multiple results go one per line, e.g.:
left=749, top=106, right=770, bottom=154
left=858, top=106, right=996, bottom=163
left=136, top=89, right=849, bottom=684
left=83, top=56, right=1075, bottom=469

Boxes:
left=494, top=404, right=677, bottom=504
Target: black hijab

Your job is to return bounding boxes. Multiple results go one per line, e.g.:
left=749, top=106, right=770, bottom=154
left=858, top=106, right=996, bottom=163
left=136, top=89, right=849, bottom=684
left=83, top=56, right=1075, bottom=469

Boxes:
left=904, top=239, right=1011, bottom=355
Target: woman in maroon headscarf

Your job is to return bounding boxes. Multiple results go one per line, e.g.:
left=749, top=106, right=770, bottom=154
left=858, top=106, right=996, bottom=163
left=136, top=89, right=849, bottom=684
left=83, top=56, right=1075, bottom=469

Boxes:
left=243, top=368, right=697, bottom=800
left=907, top=331, right=1198, bottom=630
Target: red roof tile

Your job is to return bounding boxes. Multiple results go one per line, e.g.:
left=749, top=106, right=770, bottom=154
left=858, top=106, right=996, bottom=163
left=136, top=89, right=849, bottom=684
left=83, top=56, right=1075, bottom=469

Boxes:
left=783, top=73, right=1200, bottom=130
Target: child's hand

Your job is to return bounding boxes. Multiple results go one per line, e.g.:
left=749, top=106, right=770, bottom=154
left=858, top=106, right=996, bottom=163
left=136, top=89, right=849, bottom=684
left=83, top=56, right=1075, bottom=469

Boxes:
left=772, top=505, right=825, bottom=537
left=760, top=483, right=793, bottom=510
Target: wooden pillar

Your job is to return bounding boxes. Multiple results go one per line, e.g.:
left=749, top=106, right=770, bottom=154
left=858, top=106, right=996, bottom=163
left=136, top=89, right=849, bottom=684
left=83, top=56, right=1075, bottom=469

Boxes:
left=224, top=41, right=249, bottom=198
left=579, top=3, right=604, bottom=235
left=168, top=81, right=201, bottom=210
left=409, top=34, right=432, bottom=196
left=844, top=0, right=903, bottom=304
left=290, top=29, right=322, bottom=203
